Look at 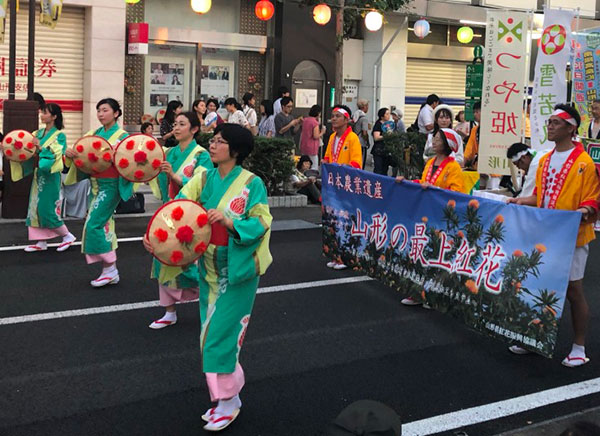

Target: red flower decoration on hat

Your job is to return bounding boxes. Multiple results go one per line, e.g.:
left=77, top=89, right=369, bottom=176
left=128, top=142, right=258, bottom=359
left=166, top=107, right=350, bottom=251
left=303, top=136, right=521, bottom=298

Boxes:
left=5, top=137, right=12, bottom=144
left=26, top=142, right=34, bottom=150
left=151, top=159, right=161, bottom=170
left=175, top=225, right=194, bottom=244
left=134, top=170, right=145, bottom=179
left=14, top=141, right=23, bottom=150
left=88, top=153, right=99, bottom=162
left=153, top=228, right=169, bottom=242
left=92, top=141, right=102, bottom=150
left=74, top=159, right=84, bottom=167
left=146, top=140, right=156, bottom=151
left=17, top=131, right=25, bottom=139
left=118, top=158, right=130, bottom=168
left=126, top=140, right=135, bottom=150
left=5, top=149, right=12, bottom=157
left=76, top=144, right=84, bottom=153
left=134, top=150, right=147, bottom=163
left=197, top=213, right=208, bottom=228
left=170, top=250, right=184, bottom=264
left=18, top=153, right=26, bottom=160
left=194, top=241, right=207, bottom=254
left=102, top=152, right=112, bottom=162
left=171, top=206, right=184, bottom=221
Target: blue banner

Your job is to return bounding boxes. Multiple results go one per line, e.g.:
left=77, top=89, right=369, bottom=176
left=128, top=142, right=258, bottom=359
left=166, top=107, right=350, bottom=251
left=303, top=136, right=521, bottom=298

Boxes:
left=321, top=164, right=581, bottom=358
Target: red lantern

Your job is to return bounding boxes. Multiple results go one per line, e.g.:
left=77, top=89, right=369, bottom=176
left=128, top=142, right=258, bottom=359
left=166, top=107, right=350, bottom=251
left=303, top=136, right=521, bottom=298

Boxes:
left=313, top=3, right=331, bottom=25
left=255, top=0, right=274, bottom=21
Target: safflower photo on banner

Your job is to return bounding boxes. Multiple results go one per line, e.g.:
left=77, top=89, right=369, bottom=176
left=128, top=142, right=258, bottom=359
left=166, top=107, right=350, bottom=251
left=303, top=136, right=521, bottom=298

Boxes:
left=321, top=164, right=581, bottom=358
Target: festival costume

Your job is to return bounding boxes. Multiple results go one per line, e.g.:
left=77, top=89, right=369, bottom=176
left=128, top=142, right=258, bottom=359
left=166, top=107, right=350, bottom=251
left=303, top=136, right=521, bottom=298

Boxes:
left=419, top=156, right=465, bottom=192
left=178, top=165, right=272, bottom=403
left=148, top=141, right=213, bottom=305
left=11, top=127, right=71, bottom=241
left=323, top=128, right=363, bottom=169
left=65, top=124, right=131, bottom=264
left=464, top=125, right=479, bottom=168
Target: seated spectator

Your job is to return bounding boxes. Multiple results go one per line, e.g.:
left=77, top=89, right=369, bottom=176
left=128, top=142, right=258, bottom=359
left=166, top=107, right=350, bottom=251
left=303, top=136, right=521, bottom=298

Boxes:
left=141, top=122, right=154, bottom=136
left=285, top=155, right=320, bottom=204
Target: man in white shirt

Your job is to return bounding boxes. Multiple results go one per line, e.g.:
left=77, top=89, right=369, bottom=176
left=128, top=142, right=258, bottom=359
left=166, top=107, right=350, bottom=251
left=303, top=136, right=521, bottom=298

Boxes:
left=506, top=142, right=549, bottom=198
left=417, top=94, right=440, bottom=134
left=273, top=86, right=290, bottom=116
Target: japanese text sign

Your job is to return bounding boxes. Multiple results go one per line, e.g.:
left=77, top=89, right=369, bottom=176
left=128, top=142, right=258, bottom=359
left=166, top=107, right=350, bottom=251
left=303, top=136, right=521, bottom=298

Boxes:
left=322, top=163, right=580, bottom=358
left=479, top=10, right=529, bottom=175
left=530, top=7, right=575, bottom=150
left=572, top=28, right=600, bottom=137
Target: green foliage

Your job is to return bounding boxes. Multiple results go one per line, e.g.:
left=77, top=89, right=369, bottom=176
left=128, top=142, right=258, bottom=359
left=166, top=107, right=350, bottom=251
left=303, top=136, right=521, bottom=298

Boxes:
left=382, top=131, right=426, bottom=180
left=194, top=132, right=296, bottom=196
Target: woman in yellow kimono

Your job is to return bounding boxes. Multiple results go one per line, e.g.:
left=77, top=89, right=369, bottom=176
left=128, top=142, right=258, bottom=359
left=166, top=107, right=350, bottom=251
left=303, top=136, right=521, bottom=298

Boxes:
left=65, top=98, right=132, bottom=287
left=144, top=112, right=213, bottom=329
left=177, top=124, right=272, bottom=432
left=12, top=103, right=76, bottom=252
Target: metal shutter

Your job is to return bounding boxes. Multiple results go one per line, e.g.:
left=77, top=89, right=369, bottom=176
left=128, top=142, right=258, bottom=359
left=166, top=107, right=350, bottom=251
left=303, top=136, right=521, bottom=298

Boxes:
left=0, top=5, right=84, bottom=142
left=404, top=58, right=468, bottom=126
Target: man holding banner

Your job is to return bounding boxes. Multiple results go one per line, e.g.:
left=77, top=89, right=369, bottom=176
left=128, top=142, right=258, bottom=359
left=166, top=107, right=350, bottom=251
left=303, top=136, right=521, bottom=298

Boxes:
left=509, top=105, right=600, bottom=367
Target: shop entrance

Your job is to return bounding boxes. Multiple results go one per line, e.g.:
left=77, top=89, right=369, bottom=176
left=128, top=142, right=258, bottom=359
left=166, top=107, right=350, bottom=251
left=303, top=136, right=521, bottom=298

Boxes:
left=291, top=60, right=326, bottom=118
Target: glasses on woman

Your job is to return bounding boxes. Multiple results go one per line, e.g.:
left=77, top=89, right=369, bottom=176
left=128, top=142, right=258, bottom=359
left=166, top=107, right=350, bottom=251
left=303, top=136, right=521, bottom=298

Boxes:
left=209, top=138, right=229, bottom=145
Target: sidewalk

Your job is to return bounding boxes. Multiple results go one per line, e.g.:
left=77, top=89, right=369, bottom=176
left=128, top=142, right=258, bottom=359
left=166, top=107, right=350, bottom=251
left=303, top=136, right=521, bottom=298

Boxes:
left=495, top=406, right=600, bottom=435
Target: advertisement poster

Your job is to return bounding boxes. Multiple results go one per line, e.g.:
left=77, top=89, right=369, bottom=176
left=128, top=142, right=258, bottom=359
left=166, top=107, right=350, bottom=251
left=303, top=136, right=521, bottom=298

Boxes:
left=321, top=163, right=580, bottom=358
left=478, top=10, right=529, bottom=175
left=200, top=60, right=234, bottom=106
left=148, top=61, right=185, bottom=108
left=295, top=88, right=318, bottom=108
left=572, top=27, right=600, bottom=137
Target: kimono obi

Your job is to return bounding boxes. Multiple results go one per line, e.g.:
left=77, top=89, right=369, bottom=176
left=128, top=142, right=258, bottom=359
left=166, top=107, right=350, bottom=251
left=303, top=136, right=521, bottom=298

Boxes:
left=210, top=222, right=229, bottom=246
left=94, top=165, right=119, bottom=179
left=168, top=180, right=181, bottom=200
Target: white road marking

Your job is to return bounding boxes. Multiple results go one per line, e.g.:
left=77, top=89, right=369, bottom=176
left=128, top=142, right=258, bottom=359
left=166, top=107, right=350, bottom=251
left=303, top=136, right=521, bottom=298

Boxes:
left=0, top=237, right=143, bottom=252
left=0, top=276, right=373, bottom=326
left=402, top=376, right=600, bottom=435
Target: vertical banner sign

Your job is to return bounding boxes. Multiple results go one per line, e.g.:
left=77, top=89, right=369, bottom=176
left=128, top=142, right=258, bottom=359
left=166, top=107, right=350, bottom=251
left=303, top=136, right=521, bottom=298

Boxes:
left=530, top=7, right=575, bottom=151
left=127, top=22, right=149, bottom=55
left=465, top=46, right=484, bottom=122
left=479, top=10, right=529, bottom=175
left=40, top=0, right=63, bottom=29
left=572, top=28, right=600, bottom=137
left=0, top=0, right=8, bottom=43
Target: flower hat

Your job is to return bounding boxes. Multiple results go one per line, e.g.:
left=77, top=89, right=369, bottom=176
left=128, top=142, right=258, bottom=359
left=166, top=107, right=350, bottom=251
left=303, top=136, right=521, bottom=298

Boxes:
left=70, top=135, right=113, bottom=175
left=146, top=199, right=211, bottom=267
left=1, top=130, right=35, bottom=162
left=114, top=133, right=165, bottom=182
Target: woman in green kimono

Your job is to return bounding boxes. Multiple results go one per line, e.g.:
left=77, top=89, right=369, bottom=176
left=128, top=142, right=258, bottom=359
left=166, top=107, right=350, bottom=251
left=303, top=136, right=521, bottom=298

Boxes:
left=145, top=111, right=213, bottom=329
left=64, top=98, right=132, bottom=287
left=13, top=103, right=76, bottom=253
left=177, top=124, right=272, bottom=432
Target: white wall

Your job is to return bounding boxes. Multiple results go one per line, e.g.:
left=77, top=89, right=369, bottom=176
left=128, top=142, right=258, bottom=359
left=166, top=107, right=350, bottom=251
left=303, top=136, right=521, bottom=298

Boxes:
left=145, top=0, right=240, bottom=33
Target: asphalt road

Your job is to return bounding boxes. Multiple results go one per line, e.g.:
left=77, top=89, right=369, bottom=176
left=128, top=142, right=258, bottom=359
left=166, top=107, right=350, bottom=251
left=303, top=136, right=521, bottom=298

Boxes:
left=1, top=218, right=600, bottom=436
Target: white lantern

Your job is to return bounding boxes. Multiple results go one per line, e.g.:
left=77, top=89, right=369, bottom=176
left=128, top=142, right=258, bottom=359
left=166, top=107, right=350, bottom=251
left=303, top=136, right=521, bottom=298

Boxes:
left=413, top=19, right=430, bottom=39
left=364, top=11, right=383, bottom=32
left=191, top=0, right=211, bottom=14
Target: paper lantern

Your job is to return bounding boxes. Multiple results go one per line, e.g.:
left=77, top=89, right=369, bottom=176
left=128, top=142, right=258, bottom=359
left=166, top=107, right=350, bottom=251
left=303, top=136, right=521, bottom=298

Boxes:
left=191, top=0, right=211, bottom=14
left=457, top=26, right=474, bottom=44
left=313, top=3, right=331, bottom=26
left=125, top=0, right=140, bottom=4
left=413, top=19, right=430, bottom=39
left=364, top=11, right=383, bottom=32
left=255, top=1, right=274, bottom=21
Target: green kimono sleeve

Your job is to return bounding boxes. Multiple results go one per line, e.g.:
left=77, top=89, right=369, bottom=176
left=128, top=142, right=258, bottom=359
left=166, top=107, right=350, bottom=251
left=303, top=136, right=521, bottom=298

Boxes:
left=228, top=176, right=273, bottom=284
left=9, top=159, right=35, bottom=181
left=38, top=132, right=66, bottom=174
left=177, top=169, right=207, bottom=202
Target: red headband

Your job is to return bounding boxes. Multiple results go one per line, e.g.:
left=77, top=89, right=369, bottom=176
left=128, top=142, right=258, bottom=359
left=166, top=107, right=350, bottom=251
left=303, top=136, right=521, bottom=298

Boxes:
left=551, top=109, right=577, bottom=126
left=333, top=107, right=350, bottom=119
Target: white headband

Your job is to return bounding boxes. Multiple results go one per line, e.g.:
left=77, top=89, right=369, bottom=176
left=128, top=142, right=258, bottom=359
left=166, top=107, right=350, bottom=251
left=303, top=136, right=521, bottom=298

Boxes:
left=551, top=109, right=577, bottom=126
left=510, top=150, right=529, bottom=163
left=333, top=107, right=350, bottom=119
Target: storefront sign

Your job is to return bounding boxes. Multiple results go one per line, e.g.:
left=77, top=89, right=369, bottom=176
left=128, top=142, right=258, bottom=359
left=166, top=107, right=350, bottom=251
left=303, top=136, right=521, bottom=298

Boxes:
left=572, top=27, right=600, bottom=137
left=322, top=163, right=580, bottom=358
left=128, top=22, right=149, bottom=55
left=530, top=8, right=574, bottom=151
left=479, top=10, right=529, bottom=175
left=465, top=63, right=483, bottom=121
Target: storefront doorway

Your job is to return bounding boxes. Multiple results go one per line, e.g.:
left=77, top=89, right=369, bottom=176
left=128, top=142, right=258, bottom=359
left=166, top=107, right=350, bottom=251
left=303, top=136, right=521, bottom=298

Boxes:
left=291, top=60, right=326, bottom=118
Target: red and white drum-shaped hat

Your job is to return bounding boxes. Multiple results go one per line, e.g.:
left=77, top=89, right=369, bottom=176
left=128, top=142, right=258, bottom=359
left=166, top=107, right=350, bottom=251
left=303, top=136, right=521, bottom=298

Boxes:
left=114, top=134, right=165, bottom=183
left=146, top=199, right=212, bottom=267
left=70, top=136, right=114, bottom=175
left=1, top=130, right=35, bottom=162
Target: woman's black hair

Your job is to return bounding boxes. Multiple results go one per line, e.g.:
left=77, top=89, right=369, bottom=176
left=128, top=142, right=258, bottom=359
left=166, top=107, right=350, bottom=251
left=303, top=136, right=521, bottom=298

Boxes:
left=308, top=105, right=322, bottom=118
left=141, top=122, right=153, bottom=134
left=377, top=107, right=389, bottom=120
left=44, top=103, right=64, bottom=130
left=432, top=127, right=453, bottom=156
left=435, top=108, right=452, bottom=121
left=96, top=98, right=122, bottom=119
left=165, top=100, right=184, bottom=123
left=33, top=92, right=46, bottom=110
left=213, top=123, right=254, bottom=165
left=176, top=111, right=201, bottom=135
left=192, top=99, right=206, bottom=114
left=455, top=110, right=464, bottom=122
left=261, top=99, right=274, bottom=117
left=242, top=92, right=254, bottom=107
left=207, top=98, right=220, bottom=110
left=297, top=155, right=312, bottom=170
left=224, top=97, right=242, bottom=111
